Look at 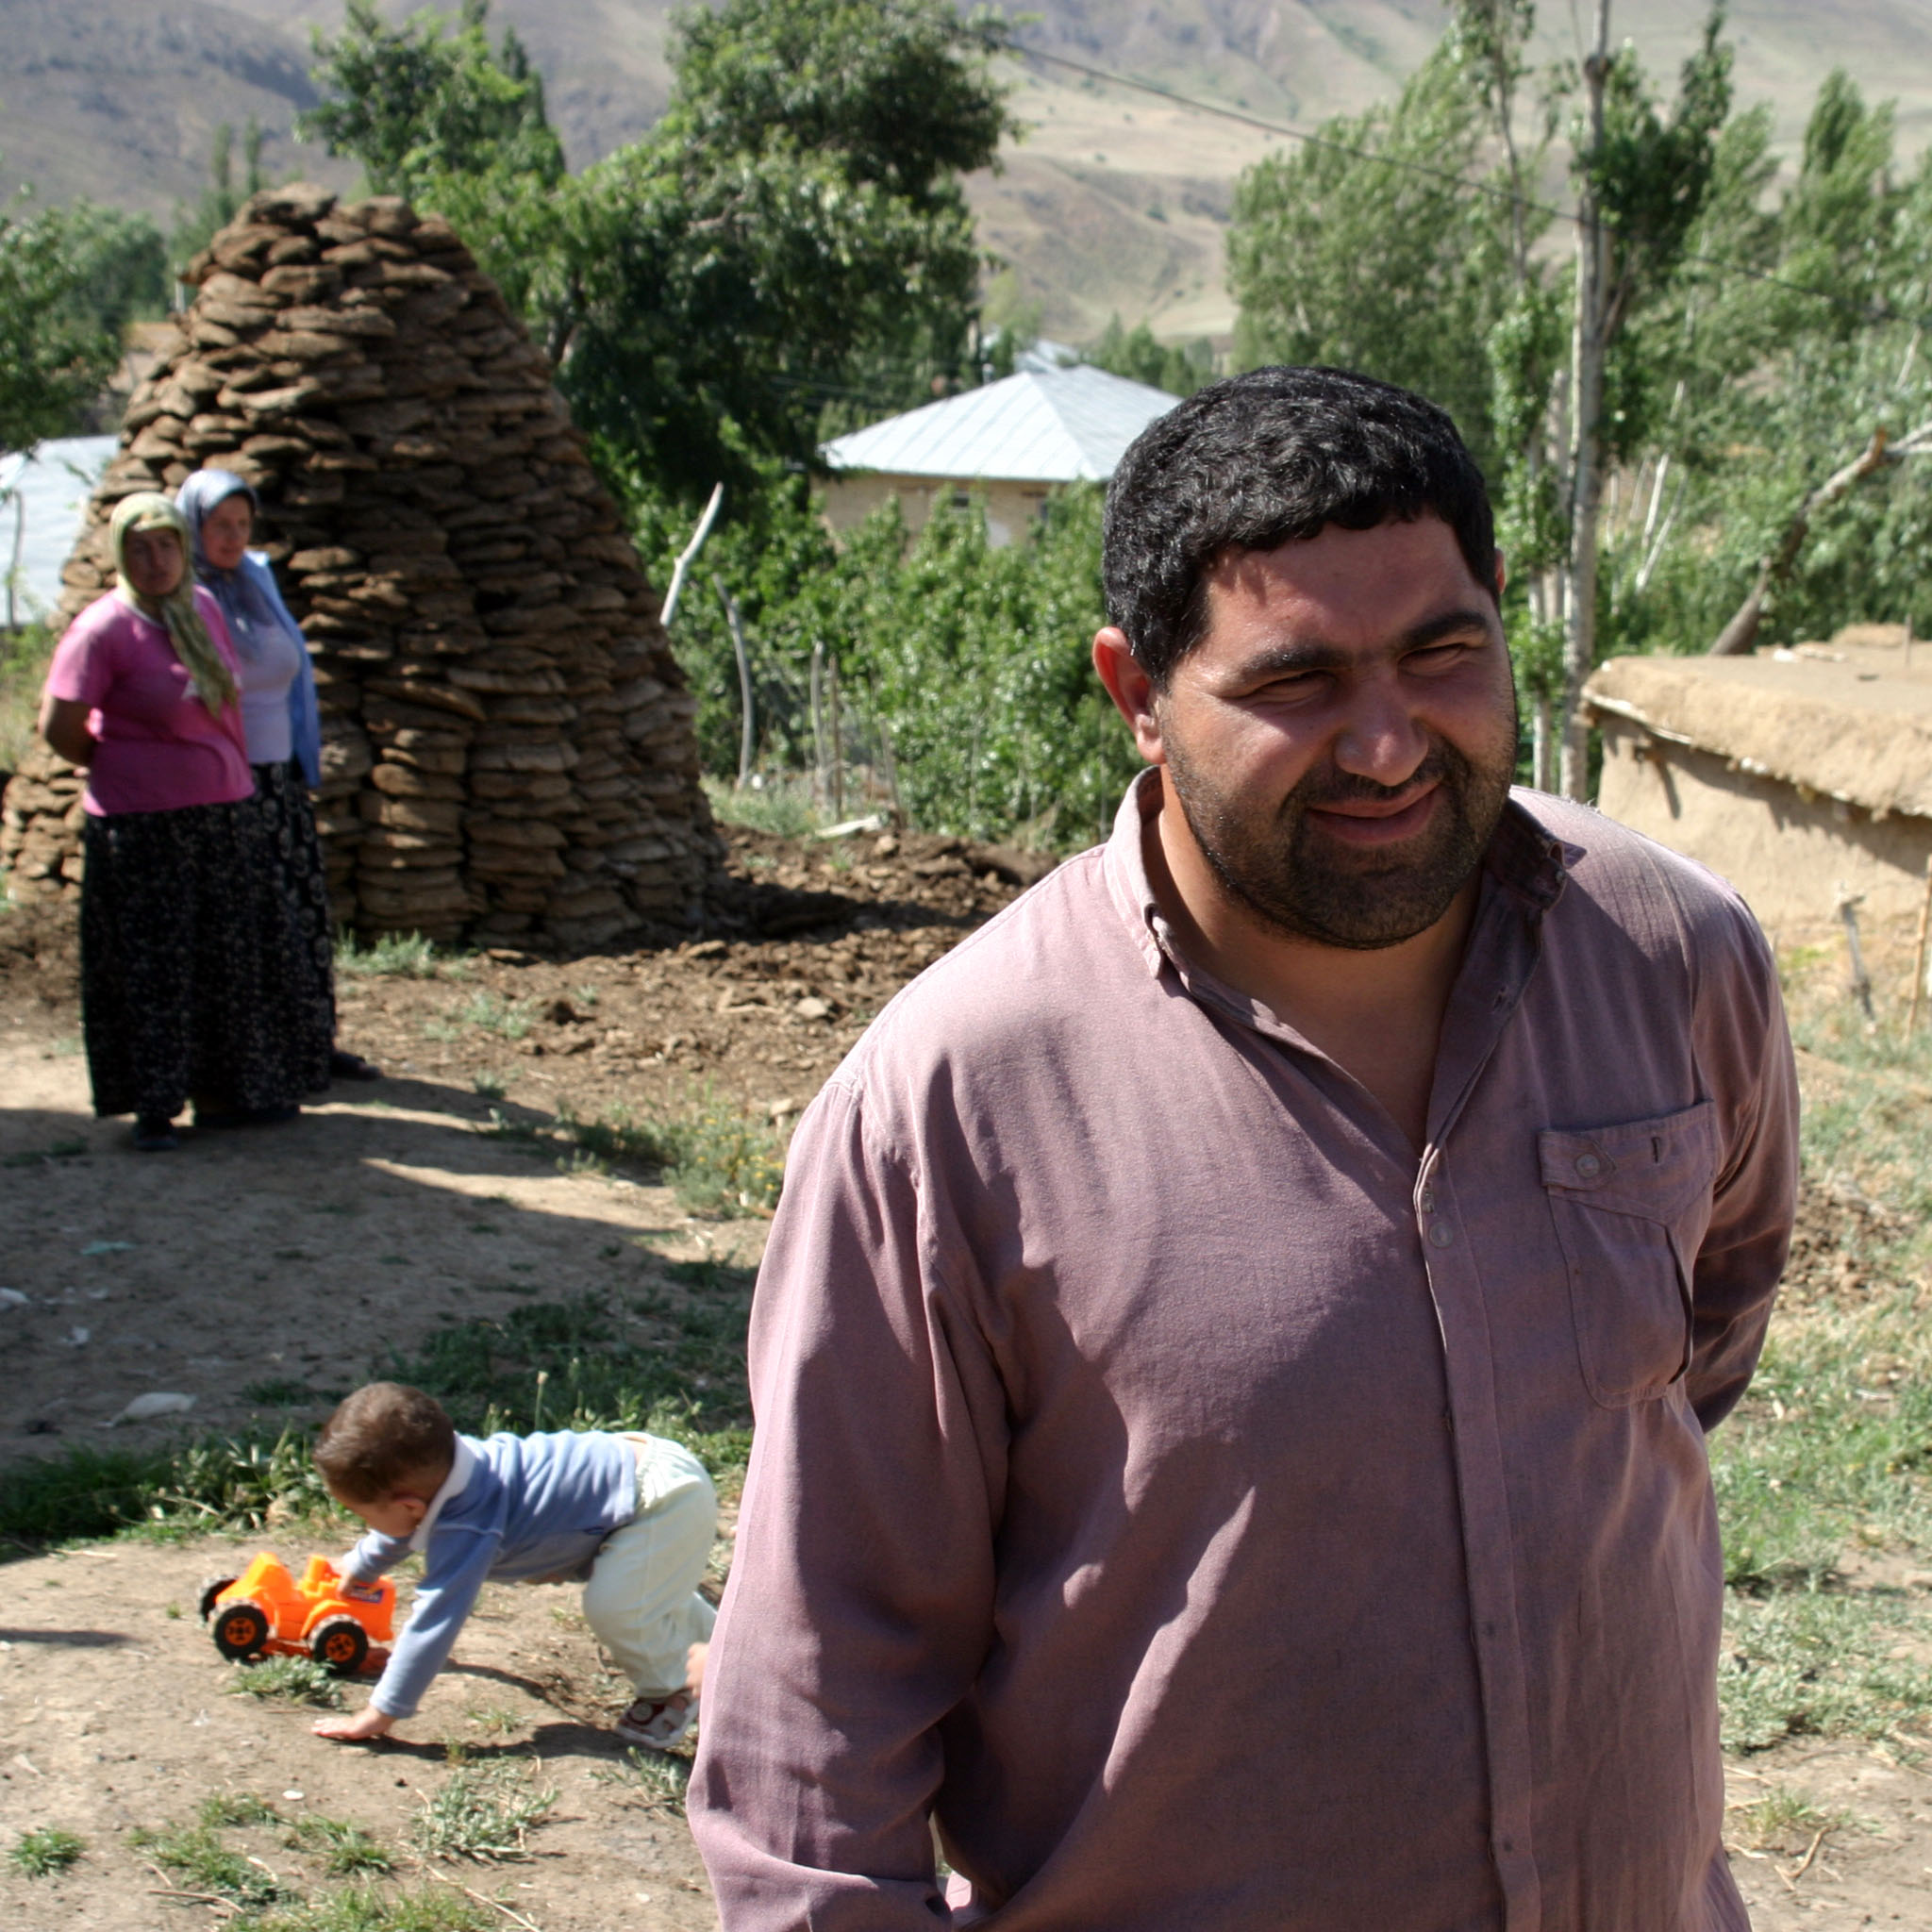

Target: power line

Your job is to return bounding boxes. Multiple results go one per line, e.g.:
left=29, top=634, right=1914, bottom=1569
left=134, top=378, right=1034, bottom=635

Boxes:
left=1013, top=45, right=1908, bottom=334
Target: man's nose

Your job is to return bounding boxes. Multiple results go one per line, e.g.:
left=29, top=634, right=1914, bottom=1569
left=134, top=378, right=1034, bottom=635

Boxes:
left=1332, top=675, right=1428, bottom=788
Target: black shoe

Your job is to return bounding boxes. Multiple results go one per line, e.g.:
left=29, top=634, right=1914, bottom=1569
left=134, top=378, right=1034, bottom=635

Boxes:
left=132, top=1115, right=178, bottom=1152
left=330, top=1048, right=383, bottom=1082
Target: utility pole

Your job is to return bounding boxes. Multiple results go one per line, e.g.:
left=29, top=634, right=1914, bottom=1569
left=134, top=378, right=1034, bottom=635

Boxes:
left=1560, top=0, right=1612, bottom=800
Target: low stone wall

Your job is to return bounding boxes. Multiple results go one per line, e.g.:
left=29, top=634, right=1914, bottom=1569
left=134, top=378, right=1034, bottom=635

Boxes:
left=0, top=183, right=719, bottom=950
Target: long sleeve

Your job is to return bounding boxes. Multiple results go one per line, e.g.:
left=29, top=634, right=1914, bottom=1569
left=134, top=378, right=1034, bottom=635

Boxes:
left=342, top=1528, right=411, bottom=1583
left=1684, top=892, right=1800, bottom=1431
left=364, top=1524, right=501, bottom=1719
left=690, top=1080, right=1007, bottom=1931
left=255, top=555, right=323, bottom=788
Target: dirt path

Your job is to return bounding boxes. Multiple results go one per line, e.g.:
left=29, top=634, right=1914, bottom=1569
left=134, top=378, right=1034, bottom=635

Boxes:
left=0, top=1535, right=717, bottom=1930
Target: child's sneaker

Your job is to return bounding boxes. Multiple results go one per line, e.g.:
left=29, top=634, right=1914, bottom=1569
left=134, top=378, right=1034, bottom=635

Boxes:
left=614, top=1692, right=696, bottom=1749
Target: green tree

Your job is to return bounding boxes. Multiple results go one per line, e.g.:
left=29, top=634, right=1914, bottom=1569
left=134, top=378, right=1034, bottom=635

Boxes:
left=299, top=0, right=562, bottom=199
left=637, top=476, right=1134, bottom=845
left=171, top=120, right=265, bottom=275
left=1084, top=317, right=1215, bottom=397
left=1228, top=40, right=1520, bottom=477
left=299, top=0, right=1012, bottom=501
left=557, top=0, right=1013, bottom=498
left=0, top=189, right=128, bottom=452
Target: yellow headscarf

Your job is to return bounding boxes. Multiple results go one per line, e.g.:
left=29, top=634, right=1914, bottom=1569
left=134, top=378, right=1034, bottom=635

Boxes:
left=109, top=492, right=238, bottom=715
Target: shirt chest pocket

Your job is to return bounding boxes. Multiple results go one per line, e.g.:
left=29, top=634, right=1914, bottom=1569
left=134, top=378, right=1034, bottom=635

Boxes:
left=1540, top=1101, right=1720, bottom=1408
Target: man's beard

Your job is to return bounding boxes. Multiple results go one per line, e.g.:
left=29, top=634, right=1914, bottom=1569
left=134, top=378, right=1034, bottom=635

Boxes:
left=1163, top=724, right=1516, bottom=952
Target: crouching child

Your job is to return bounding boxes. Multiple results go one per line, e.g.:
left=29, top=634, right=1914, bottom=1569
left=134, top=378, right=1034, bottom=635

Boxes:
left=310, top=1382, right=715, bottom=1749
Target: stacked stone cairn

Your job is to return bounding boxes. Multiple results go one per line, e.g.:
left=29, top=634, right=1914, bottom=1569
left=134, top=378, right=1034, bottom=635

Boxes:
left=0, top=185, right=718, bottom=950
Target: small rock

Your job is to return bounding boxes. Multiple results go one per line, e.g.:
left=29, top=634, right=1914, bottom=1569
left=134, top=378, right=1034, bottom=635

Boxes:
left=873, top=834, right=900, bottom=858
left=0, top=1289, right=28, bottom=1308
left=795, top=996, right=832, bottom=1021
left=111, top=1392, right=195, bottom=1424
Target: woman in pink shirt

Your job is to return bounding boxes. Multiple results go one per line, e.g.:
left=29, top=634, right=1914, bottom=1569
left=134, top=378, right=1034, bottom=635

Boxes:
left=39, top=492, right=319, bottom=1150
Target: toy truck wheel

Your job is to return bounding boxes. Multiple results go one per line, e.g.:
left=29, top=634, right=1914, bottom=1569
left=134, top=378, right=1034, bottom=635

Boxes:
left=310, top=1615, right=370, bottom=1676
left=197, top=1575, right=240, bottom=1623
left=212, top=1600, right=272, bottom=1661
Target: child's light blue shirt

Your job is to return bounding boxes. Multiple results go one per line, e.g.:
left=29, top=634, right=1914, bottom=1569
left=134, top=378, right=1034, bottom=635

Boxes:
left=345, top=1429, right=639, bottom=1718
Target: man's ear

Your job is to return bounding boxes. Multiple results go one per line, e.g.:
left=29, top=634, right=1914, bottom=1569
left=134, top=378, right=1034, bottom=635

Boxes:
left=1092, top=626, right=1166, bottom=766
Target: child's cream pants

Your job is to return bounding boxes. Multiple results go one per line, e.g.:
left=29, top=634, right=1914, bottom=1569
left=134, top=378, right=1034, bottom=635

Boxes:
left=583, top=1433, right=718, bottom=1699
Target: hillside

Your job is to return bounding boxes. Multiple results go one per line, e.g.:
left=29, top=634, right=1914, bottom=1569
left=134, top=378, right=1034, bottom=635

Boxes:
left=4, top=0, right=1931, bottom=343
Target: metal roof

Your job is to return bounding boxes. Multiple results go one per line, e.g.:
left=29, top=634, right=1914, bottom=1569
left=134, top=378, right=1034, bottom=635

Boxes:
left=820, top=366, right=1180, bottom=485
left=0, top=435, right=117, bottom=624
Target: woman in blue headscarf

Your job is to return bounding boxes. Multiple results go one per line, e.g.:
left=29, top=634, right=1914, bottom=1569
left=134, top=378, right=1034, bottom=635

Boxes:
left=176, top=467, right=379, bottom=1084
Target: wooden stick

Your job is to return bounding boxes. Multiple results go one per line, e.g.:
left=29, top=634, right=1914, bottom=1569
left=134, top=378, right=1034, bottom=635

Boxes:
left=658, top=483, right=724, bottom=628
left=1907, top=855, right=1932, bottom=1036
left=1787, top=1823, right=1830, bottom=1884
left=427, top=1864, right=544, bottom=1930
left=1837, top=884, right=1874, bottom=1022
left=715, top=576, right=755, bottom=790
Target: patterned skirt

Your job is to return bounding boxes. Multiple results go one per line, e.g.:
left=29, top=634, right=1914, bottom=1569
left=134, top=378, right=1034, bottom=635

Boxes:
left=79, top=791, right=330, bottom=1122
left=249, top=758, right=339, bottom=1065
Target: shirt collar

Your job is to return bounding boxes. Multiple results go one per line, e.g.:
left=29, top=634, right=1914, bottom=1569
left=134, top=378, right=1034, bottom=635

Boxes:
left=408, top=1437, right=478, bottom=1553
left=1100, top=767, right=1576, bottom=987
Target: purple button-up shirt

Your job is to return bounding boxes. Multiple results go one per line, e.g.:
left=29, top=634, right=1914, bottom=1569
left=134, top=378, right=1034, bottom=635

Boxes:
left=691, top=774, right=1797, bottom=1932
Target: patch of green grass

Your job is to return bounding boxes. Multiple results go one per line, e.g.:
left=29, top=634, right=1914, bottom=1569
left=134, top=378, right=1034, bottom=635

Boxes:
left=0, top=1425, right=336, bottom=1547
left=227, top=1656, right=346, bottom=1709
left=201, top=1793, right=280, bottom=1828
left=409, top=1758, right=556, bottom=1862
left=1731, top=1784, right=1857, bottom=1854
left=1719, top=1584, right=1932, bottom=1752
left=9, top=1824, right=83, bottom=1876
left=130, top=1818, right=291, bottom=1910
left=287, top=1814, right=394, bottom=1876
left=1708, top=970, right=1932, bottom=1755
left=591, top=1745, right=691, bottom=1815
left=242, top=1378, right=340, bottom=1408
left=334, top=930, right=471, bottom=981
left=475, top=1094, right=785, bottom=1215
left=704, top=773, right=823, bottom=839
left=470, top=1072, right=508, bottom=1103
left=246, top=1883, right=489, bottom=1932
left=0, top=622, right=57, bottom=775
left=385, top=1274, right=755, bottom=1448
left=427, top=991, right=534, bottom=1043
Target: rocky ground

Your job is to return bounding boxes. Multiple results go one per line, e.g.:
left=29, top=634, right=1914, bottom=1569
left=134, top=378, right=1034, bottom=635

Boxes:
left=2, top=826, right=1929, bottom=1926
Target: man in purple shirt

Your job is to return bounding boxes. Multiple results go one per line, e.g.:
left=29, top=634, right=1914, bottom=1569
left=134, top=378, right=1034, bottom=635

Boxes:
left=691, top=367, right=1797, bottom=1930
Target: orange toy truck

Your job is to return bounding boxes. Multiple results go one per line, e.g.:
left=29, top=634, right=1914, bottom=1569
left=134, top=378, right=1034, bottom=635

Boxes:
left=199, top=1554, right=395, bottom=1676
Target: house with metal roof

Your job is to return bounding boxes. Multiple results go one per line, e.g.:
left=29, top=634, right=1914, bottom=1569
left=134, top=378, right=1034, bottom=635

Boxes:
left=818, top=364, right=1180, bottom=548
left=0, top=435, right=117, bottom=626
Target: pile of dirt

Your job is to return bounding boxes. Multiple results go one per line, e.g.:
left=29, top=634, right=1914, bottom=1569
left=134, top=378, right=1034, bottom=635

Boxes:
left=0, top=183, right=715, bottom=951
left=1776, top=1174, right=1911, bottom=1312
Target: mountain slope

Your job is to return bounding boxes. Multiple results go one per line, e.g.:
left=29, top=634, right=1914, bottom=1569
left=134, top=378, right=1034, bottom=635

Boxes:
left=5, top=1, right=1930, bottom=342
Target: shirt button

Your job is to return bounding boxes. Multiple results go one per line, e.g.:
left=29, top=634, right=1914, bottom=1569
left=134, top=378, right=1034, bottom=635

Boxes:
left=1574, top=1152, right=1602, bottom=1178
left=1428, top=1224, right=1454, bottom=1249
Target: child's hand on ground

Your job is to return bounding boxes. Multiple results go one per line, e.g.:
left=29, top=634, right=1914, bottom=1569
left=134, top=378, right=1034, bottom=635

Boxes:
left=687, top=1640, right=709, bottom=1696
left=313, top=1705, right=397, bottom=1743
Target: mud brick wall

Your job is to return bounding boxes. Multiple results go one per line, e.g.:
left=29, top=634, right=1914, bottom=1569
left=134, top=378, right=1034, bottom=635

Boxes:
left=1, top=184, right=719, bottom=950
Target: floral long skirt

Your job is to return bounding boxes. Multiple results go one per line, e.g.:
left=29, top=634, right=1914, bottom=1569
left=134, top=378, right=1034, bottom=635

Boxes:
left=79, top=793, right=328, bottom=1122
left=248, top=758, right=338, bottom=1074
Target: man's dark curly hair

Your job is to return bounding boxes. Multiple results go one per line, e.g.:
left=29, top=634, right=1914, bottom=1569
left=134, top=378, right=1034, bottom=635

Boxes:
left=1102, top=366, right=1498, bottom=688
